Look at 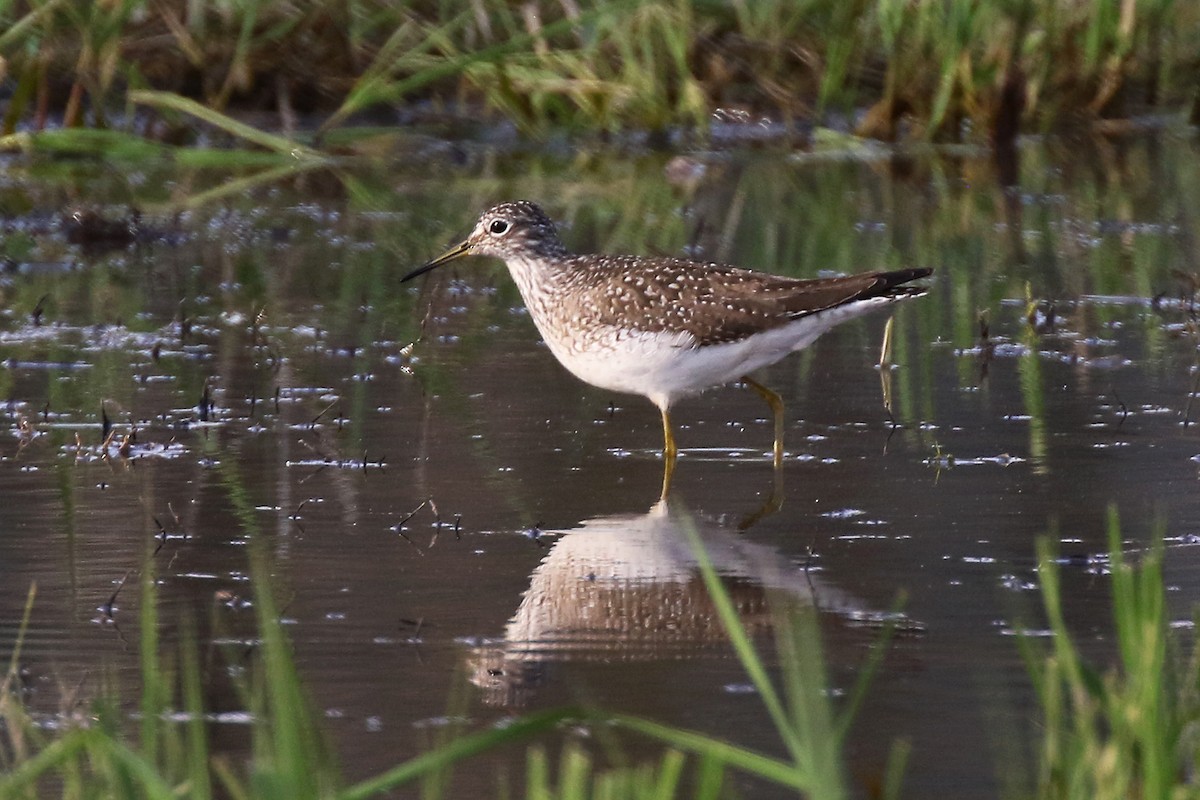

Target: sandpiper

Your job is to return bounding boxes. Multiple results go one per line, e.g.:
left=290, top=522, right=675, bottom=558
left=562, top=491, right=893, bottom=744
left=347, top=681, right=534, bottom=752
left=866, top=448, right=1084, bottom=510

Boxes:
left=404, top=201, right=931, bottom=465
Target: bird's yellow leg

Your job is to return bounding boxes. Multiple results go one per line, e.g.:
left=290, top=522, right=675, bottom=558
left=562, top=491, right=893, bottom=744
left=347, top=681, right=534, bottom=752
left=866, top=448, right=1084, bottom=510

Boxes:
left=661, top=407, right=678, bottom=462
left=660, top=407, right=678, bottom=500
left=743, top=375, right=784, bottom=467
left=660, top=451, right=677, bottom=501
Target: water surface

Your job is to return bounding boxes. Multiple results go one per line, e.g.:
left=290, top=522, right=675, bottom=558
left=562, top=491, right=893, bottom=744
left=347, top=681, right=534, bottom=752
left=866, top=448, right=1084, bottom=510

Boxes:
left=1, top=131, right=1199, bottom=797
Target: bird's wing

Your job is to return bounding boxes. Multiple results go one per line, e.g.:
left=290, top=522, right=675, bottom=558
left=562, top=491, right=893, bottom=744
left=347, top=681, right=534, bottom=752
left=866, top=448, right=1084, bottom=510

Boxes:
left=573, top=257, right=930, bottom=347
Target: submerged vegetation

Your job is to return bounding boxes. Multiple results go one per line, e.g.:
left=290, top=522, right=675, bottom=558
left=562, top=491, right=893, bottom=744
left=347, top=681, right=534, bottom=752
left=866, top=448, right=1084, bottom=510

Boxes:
left=0, top=0, right=1197, bottom=148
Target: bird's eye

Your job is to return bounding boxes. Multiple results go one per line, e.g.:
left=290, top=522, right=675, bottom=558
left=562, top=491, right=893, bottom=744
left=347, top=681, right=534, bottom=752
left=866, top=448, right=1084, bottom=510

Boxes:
left=489, top=219, right=509, bottom=235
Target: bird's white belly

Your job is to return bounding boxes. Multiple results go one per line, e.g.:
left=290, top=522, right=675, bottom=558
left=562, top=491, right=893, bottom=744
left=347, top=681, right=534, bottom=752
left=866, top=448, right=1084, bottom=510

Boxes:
left=533, top=296, right=896, bottom=409
left=543, top=329, right=703, bottom=407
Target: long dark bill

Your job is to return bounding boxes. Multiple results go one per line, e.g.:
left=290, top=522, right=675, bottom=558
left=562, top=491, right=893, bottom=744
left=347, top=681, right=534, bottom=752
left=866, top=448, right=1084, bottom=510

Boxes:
left=400, top=240, right=473, bottom=282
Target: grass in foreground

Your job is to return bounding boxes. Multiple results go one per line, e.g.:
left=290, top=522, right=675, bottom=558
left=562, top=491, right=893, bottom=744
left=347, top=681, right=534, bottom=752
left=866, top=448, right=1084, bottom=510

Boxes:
left=1, top=505, right=1196, bottom=798
left=0, top=506, right=895, bottom=800
left=1020, top=507, right=1199, bottom=800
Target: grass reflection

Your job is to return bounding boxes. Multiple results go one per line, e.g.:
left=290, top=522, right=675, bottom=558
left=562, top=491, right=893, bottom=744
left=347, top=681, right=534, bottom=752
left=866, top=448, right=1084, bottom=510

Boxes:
left=1018, top=300, right=1050, bottom=475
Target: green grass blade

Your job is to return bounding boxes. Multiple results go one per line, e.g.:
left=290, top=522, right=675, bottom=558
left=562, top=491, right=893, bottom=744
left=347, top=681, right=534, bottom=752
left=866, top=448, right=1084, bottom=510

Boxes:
left=0, top=0, right=71, bottom=50
left=0, top=729, right=91, bottom=794
left=693, top=754, right=724, bottom=800
left=559, top=744, right=591, bottom=799
left=0, top=128, right=167, bottom=158
left=321, top=1, right=637, bottom=135
left=212, top=756, right=253, bottom=800
left=772, top=606, right=845, bottom=799
left=527, top=746, right=551, bottom=800
left=86, top=735, right=179, bottom=800
left=605, top=713, right=805, bottom=790
left=139, top=534, right=162, bottom=770
left=128, top=90, right=324, bottom=158
left=678, top=515, right=806, bottom=765
left=181, top=620, right=213, bottom=800
left=340, top=708, right=581, bottom=800
left=2, top=583, right=36, bottom=695
left=881, top=738, right=911, bottom=800
left=147, top=161, right=322, bottom=213
left=834, top=596, right=903, bottom=742
left=653, top=749, right=686, bottom=798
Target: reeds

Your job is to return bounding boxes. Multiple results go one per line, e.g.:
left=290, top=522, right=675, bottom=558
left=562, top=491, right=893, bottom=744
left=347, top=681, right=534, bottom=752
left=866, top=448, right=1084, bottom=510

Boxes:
left=0, top=0, right=1196, bottom=145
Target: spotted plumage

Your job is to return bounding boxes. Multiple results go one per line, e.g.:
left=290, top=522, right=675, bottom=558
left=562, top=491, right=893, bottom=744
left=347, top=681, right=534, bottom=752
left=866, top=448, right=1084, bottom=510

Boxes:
left=404, top=200, right=933, bottom=464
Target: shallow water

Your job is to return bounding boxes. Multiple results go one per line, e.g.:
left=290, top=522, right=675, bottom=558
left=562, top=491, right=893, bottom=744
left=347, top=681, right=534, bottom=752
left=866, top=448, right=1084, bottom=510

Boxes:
left=2, top=130, right=1199, bottom=797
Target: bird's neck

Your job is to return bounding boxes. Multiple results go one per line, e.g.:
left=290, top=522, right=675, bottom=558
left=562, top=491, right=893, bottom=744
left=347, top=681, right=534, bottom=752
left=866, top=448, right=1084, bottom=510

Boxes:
left=504, top=253, right=574, bottom=315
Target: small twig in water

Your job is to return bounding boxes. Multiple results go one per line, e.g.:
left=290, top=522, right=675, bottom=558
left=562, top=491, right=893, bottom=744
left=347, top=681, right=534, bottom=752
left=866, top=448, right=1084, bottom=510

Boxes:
left=1184, top=367, right=1200, bottom=428
left=395, top=500, right=429, bottom=530
left=31, top=294, right=48, bottom=326
left=299, top=463, right=329, bottom=484
left=396, top=528, right=424, bottom=555
left=103, top=570, right=133, bottom=618
left=393, top=500, right=436, bottom=554
left=288, top=499, right=309, bottom=521
left=1110, top=386, right=1129, bottom=428
left=153, top=516, right=168, bottom=554
left=199, top=382, right=212, bottom=422
left=309, top=399, right=337, bottom=430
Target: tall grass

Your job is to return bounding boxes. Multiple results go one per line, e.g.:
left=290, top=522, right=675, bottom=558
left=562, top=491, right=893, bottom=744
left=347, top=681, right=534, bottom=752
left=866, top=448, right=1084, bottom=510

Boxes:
left=0, top=0, right=1196, bottom=146
left=1019, top=507, right=1199, bottom=800
left=0, top=546, right=339, bottom=799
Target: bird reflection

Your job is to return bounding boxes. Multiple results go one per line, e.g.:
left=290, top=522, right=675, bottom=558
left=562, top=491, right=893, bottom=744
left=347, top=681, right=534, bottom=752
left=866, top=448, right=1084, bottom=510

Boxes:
left=466, top=496, right=893, bottom=708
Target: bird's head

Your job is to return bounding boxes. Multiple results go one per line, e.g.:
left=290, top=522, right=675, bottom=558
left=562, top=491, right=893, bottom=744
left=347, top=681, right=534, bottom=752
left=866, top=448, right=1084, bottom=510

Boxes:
left=402, top=201, right=567, bottom=282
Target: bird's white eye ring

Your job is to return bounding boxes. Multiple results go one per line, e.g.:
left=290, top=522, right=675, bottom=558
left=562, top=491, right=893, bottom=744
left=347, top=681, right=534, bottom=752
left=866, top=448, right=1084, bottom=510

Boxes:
left=489, top=219, right=509, bottom=235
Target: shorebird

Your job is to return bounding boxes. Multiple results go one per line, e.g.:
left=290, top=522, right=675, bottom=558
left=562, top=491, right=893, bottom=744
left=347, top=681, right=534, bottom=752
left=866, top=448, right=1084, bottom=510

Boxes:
left=403, top=201, right=931, bottom=465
